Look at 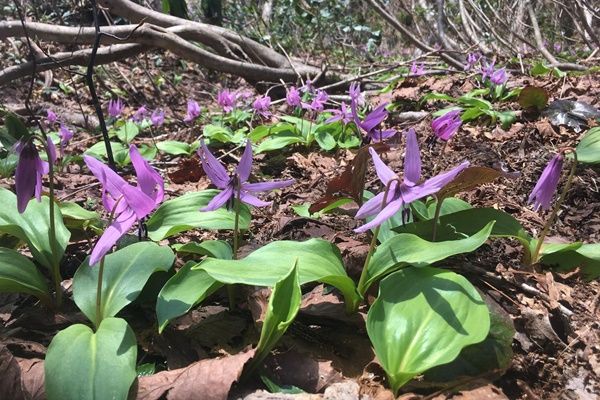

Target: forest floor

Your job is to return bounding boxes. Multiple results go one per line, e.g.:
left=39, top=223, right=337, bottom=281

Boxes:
left=1, top=48, right=600, bottom=400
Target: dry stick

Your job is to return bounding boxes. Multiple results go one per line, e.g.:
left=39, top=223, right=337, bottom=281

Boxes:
left=86, top=0, right=116, bottom=169
left=526, top=2, right=586, bottom=71
left=365, top=0, right=465, bottom=70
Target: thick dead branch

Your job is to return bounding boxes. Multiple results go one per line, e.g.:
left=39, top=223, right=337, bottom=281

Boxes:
left=98, top=0, right=288, bottom=68
left=0, top=20, right=331, bottom=86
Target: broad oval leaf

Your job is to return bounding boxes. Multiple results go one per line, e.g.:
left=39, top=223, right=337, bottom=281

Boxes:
left=45, top=318, right=137, bottom=400
left=361, top=222, right=494, bottom=295
left=146, top=190, right=251, bottom=241
left=173, top=240, right=233, bottom=259
left=367, top=267, right=490, bottom=393
left=194, top=238, right=360, bottom=312
left=575, top=127, right=600, bottom=164
left=0, top=188, right=70, bottom=271
left=156, top=261, right=222, bottom=332
left=73, top=242, right=174, bottom=324
left=156, top=140, right=193, bottom=156
left=0, top=247, right=50, bottom=303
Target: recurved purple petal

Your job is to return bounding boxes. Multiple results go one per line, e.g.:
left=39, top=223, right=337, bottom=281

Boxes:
left=369, top=147, right=396, bottom=186
left=129, top=145, right=164, bottom=204
left=198, top=141, right=230, bottom=189
left=355, top=191, right=386, bottom=219
left=240, top=192, right=272, bottom=207
left=401, top=161, right=470, bottom=204
left=237, top=141, right=253, bottom=183
left=121, top=184, right=156, bottom=219
left=403, top=128, right=421, bottom=186
left=354, top=197, right=404, bottom=233
left=201, top=186, right=234, bottom=211
left=88, top=209, right=137, bottom=266
left=84, top=155, right=127, bottom=203
left=242, top=179, right=295, bottom=193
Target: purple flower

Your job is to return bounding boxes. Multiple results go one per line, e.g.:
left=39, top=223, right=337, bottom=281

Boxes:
left=528, top=154, right=563, bottom=211
left=14, top=137, right=55, bottom=213
left=217, top=89, right=237, bottom=113
left=151, top=109, right=165, bottom=126
left=490, top=67, right=507, bottom=85
left=286, top=86, right=302, bottom=108
left=325, top=102, right=353, bottom=125
left=464, top=53, right=481, bottom=70
left=107, top=99, right=125, bottom=119
left=348, top=82, right=365, bottom=107
left=253, top=96, right=272, bottom=118
left=58, top=124, right=73, bottom=155
left=354, top=129, right=469, bottom=232
left=302, top=90, right=329, bottom=112
left=301, top=79, right=314, bottom=94
left=410, top=61, right=425, bottom=76
left=351, top=101, right=395, bottom=143
left=83, top=146, right=164, bottom=265
left=131, top=105, right=148, bottom=123
left=553, top=42, right=562, bottom=53
left=46, top=109, right=58, bottom=125
left=184, top=100, right=201, bottom=123
left=432, top=110, right=462, bottom=141
left=198, top=140, right=294, bottom=211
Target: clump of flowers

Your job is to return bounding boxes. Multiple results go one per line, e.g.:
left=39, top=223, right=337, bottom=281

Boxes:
left=83, top=146, right=164, bottom=265
left=286, top=86, right=301, bottom=108
left=131, top=105, right=148, bottom=123
left=151, top=109, right=165, bottom=126
left=349, top=82, right=395, bottom=143
left=410, top=61, right=425, bottom=76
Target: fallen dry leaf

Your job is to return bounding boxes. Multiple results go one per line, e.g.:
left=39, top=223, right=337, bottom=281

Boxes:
left=136, top=349, right=256, bottom=400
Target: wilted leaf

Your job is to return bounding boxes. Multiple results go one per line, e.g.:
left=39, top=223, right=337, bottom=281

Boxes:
left=436, top=167, right=506, bottom=200
left=167, top=156, right=204, bottom=184
left=310, top=143, right=388, bottom=213
left=136, top=349, right=256, bottom=400
left=518, top=86, right=549, bottom=111
left=542, top=100, right=600, bottom=133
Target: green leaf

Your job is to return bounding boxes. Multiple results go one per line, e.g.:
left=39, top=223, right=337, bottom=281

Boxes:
left=361, top=222, right=494, bottom=295
left=425, top=198, right=472, bottom=220
left=5, top=113, right=30, bottom=141
left=146, top=190, right=251, bottom=241
left=0, top=188, right=70, bottom=271
left=116, top=121, right=140, bottom=143
left=496, top=110, right=517, bottom=129
left=252, top=259, right=301, bottom=368
left=173, top=240, right=233, bottom=259
left=538, top=242, right=600, bottom=280
left=58, top=201, right=101, bottom=232
left=424, top=304, right=514, bottom=385
left=367, top=267, right=490, bottom=393
left=203, top=124, right=234, bottom=143
left=393, top=207, right=531, bottom=249
left=73, top=242, right=174, bottom=324
left=194, top=238, right=360, bottom=312
left=156, top=140, right=193, bottom=156
left=575, top=127, right=600, bottom=164
left=315, top=129, right=337, bottom=151
left=45, top=318, right=137, bottom=400
left=85, top=141, right=128, bottom=162
left=156, top=261, right=222, bottom=332
left=0, top=247, right=51, bottom=303
left=256, top=133, right=304, bottom=153
left=530, top=61, right=551, bottom=76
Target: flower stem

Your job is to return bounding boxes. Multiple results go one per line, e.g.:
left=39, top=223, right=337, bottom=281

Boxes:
left=228, top=183, right=242, bottom=311
left=431, top=196, right=444, bottom=242
left=531, top=150, right=578, bottom=264
left=95, top=257, right=105, bottom=329
left=355, top=178, right=399, bottom=304
left=43, top=140, right=62, bottom=308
